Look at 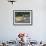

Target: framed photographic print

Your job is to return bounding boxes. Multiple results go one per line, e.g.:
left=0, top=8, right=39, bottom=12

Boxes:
left=13, top=10, right=32, bottom=25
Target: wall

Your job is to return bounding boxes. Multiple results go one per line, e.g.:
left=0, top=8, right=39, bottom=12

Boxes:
left=0, top=0, right=46, bottom=42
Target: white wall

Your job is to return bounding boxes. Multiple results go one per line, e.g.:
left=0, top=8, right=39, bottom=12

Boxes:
left=0, top=0, right=46, bottom=42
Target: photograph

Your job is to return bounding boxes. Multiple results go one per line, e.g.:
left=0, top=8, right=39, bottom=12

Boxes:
left=13, top=10, right=32, bottom=25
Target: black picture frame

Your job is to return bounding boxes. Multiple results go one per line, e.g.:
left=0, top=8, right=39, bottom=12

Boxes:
left=13, top=10, right=33, bottom=26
